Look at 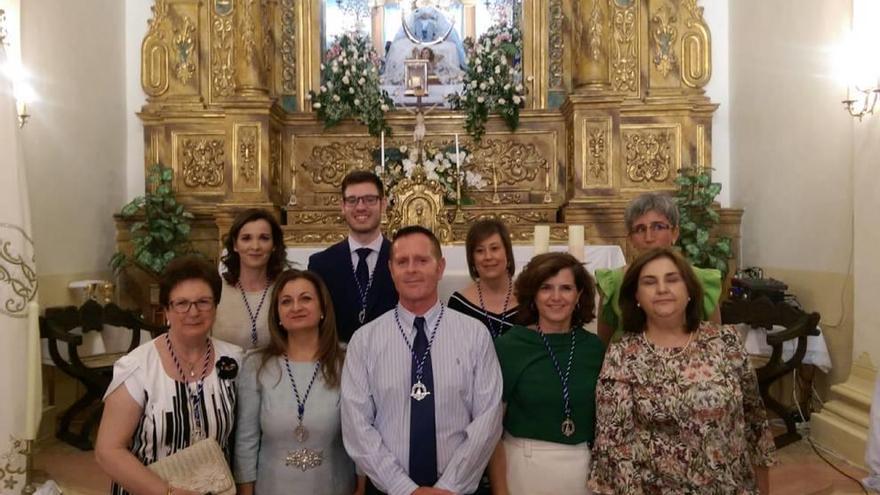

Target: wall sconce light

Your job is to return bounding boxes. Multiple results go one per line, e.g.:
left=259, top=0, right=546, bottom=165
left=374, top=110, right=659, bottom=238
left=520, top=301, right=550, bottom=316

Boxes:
left=1, top=61, right=34, bottom=128
left=842, top=85, right=880, bottom=120
left=839, top=0, right=880, bottom=120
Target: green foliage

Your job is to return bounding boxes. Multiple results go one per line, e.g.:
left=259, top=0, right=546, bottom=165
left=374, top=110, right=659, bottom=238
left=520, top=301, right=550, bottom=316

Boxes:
left=674, top=167, right=732, bottom=276
left=447, top=25, right=526, bottom=142
left=110, top=165, right=195, bottom=276
left=307, top=32, right=394, bottom=137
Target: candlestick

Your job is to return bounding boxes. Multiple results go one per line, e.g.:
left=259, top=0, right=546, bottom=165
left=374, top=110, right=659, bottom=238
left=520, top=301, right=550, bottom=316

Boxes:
left=455, top=134, right=462, bottom=205
left=381, top=131, right=385, bottom=172
left=533, top=225, right=550, bottom=255
left=568, top=225, right=585, bottom=262
left=25, top=301, right=41, bottom=441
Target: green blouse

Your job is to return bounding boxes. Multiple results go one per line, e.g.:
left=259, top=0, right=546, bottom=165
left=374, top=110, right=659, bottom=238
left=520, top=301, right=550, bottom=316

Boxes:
left=595, top=265, right=722, bottom=342
left=494, top=324, right=605, bottom=445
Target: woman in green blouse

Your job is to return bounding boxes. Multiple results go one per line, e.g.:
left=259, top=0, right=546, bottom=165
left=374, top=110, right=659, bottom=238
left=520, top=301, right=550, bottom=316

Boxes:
left=596, top=192, right=722, bottom=345
left=490, top=252, right=605, bottom=495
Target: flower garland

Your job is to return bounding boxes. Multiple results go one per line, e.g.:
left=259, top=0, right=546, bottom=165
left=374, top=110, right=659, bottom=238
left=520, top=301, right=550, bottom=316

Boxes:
left=308, top=33, right=394, bottom=137
left=447, top=25, right=526, bottom=142
left=373, top=145, right=487, bottom=204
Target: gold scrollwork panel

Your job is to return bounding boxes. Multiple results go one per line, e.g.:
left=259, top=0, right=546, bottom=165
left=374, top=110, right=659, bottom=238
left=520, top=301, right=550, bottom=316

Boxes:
left=620, top=124, right=680, bottom=189
left=298, top=139, right=376, bottom=190
left=468, top=136, right=551, bottom=187
left=172, top=132, right=227, bottom=194
left=680, top=0, right=711, bottom=88
left=580, top=117, right=613, bottom=189
left=141, top=0, right=201, bottom=99
left=610, top=0, right=639, bottom=96
left=649, top=2, right=678, bottom=84
left=211, top=1, right=236, bottom=99
left=233, top=124, right=261, bottom=192
left=278, top=0, right=297, bottom=97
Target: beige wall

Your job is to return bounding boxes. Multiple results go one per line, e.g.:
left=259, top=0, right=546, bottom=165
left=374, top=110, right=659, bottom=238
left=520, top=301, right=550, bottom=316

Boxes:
left=21, top=0, right=127, bottom=306
left=853, top=111, right=880, bottom=370
left=729, top=0, right=857, bottom=385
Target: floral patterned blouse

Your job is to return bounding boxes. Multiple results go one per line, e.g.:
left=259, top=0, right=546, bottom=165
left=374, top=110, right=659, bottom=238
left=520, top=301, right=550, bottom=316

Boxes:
left=589, top=322, right=775, bottom=494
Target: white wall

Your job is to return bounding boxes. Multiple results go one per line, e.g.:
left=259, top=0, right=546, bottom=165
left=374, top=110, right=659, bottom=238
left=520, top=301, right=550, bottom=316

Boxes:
left=21, top=0, right=127, bottom=279
left=703, top=0, right=731, bottom=207
left=853, top=114, right=880, bottom=367
left=125, top=0, right=152, bottom=201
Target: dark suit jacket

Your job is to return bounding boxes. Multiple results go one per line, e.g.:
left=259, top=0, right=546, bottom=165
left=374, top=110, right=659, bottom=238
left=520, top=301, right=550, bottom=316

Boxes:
left=308, top=237, right=398, bottom=342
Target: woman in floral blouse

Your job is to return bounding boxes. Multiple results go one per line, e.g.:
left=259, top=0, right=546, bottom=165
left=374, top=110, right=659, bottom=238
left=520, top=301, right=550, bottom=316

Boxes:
left=589, top=247, right=775, bottom=494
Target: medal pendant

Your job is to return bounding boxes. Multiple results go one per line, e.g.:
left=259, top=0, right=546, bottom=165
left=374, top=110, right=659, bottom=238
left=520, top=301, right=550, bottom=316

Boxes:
left=561, top=418, right=576, bottom=437
left=358, top=308, right=366, bottom=324
left=410, top=381, right=431, bottom=401
left=294, top=423, right=309, bottom=443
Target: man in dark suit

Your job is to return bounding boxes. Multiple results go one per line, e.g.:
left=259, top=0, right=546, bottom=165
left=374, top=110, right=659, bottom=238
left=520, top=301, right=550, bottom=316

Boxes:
left=308, top=170, right=398, bottom=342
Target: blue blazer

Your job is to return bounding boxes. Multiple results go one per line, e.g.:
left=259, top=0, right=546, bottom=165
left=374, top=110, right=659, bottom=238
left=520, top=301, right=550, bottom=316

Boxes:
left=308, top=237, right=398, bottom=342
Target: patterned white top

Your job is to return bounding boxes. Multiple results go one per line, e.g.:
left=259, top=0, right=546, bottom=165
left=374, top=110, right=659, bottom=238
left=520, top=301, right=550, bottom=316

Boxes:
left=104, top=337, right=243, bottom=495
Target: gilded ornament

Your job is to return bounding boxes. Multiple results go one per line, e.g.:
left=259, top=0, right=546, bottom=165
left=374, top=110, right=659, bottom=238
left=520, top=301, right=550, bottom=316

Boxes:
left=237, top=126, right=259, bottom=183
left=588, top=0, right=604, bottom=61
left=548, top=0, right=564, bottom=88
left=680, top=0, right=711, bottom=88
left=141, top=0, right=171, bottom=96
left=0, top=223, right=38, bottom=318
left=470, top=139, right=546, bottom=186
left=386, top=169, right=453, bottom=243
left=181, top=138, right=226, bottom=188
left=280, top=0, right=296, bottom=94
left=212, top=15, right=235, bottom=96
left=270, top=131, right=281, bottom=187
left=463, top=211, right=550, bottom=224
left=611, top=2, right=637, bottom=92
left=651, top=5, right=677, bottom=77
left=587, top=127, right=607, bottom=180
left=301, top=142, right=375, bottom=187
left=287, top=212, right=344, bottom=225
left=624, top=131, right=674, bottom=182
left=241, top=0, right=259, bottom=66
left=173, top=16, right=197, bottom=84
left=285, top=231, right=346, bottom=244
left=215, top=0, right=234, bottom=16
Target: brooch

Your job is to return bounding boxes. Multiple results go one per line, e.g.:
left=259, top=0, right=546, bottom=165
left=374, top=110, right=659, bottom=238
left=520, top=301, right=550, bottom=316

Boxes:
left=216, top=356, right=239, bottom=379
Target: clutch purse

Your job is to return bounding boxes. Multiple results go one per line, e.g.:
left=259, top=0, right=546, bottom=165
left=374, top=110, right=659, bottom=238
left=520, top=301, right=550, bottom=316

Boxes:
left=147, top=438, right=235, bottom=495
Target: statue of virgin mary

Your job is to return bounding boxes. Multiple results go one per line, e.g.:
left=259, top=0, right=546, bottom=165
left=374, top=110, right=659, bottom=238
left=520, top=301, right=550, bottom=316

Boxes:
left=381, top=6, right=468, bottom=86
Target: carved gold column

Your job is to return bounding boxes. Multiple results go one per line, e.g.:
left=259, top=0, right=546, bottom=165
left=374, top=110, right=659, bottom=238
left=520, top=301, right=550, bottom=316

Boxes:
left=522, top=0, right=549, bottom=109
left=461, top=0, right=477, bottom=41
left=572, top=0, right=611, bottom=90
left=235, top=0, right=271, bottom=96
left=371, top=0, right=386, bottom=51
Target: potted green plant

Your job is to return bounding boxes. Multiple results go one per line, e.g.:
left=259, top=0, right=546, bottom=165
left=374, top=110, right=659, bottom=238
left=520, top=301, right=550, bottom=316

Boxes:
left=111, top=165, right=195, bottom=322
left=674, top=166, right=732, bottom=276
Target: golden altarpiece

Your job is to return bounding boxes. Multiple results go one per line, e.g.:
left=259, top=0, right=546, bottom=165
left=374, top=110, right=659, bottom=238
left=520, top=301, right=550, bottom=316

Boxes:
left=126, top=0, right=741, bottom=260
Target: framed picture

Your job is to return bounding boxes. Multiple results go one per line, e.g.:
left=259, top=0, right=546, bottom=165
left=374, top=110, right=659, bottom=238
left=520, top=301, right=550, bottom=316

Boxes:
left=404, top=59, right=429, bottom=96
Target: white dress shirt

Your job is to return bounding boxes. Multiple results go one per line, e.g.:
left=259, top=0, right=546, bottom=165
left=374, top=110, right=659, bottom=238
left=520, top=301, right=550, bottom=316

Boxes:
left=341, top=301, right=503, bottom=495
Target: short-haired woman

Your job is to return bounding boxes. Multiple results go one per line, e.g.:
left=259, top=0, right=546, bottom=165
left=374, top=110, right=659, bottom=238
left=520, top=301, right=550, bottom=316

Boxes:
left=589, top=247, right=774, bottom=494
left=96, top=256, right=243, bottom=495
left=490, top=252, right=605, bottom=495
left=448, top=219, right=518, bottom=339
left=595, top=192, right=722, bottom=344
left=215, top=208, right=289, bottom=349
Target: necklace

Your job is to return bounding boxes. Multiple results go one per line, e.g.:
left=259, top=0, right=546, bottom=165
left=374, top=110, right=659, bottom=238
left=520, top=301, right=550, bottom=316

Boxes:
left=282, top=356, right=325, bottom=472
left=393, top=305, right=444, bottom=401
left=537, top=325, right=577, bottom=437
left=476, top=278, right=512, bottom=339
left=165, top=334, right=213, bottom=442
left=350, top=254, right=376, bottom=324
left=642, top=329, right=696, bottom=359
left=283, top=356, right=322, bottom=442
left=238, top=281, right=271, bottom=348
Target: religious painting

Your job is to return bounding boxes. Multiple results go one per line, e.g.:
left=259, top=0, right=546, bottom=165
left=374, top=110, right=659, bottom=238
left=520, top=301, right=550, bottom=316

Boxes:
left=322, top=0, right=522, bottom=106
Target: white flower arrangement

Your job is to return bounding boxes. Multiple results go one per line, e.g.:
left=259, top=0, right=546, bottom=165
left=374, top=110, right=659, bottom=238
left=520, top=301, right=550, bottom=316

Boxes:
left=308, top=32, right=393, bottom=136
left=374, top=144, right=487, bottom=204
left=448, top=25, right=526, bottom=142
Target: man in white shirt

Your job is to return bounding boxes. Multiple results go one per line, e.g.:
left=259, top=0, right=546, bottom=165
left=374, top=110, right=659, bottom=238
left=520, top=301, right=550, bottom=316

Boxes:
left=308, top=170, right=398, bottom=342
left=341, top=226, right=503, bottom=495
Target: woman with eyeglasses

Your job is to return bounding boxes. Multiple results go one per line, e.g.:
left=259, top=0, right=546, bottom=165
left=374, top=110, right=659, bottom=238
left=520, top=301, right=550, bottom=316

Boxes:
left=96, top=256, right=243, bottom=495
left=595, top=192, right=722, bottom=344
left=215, top=208, right=289, bottom=350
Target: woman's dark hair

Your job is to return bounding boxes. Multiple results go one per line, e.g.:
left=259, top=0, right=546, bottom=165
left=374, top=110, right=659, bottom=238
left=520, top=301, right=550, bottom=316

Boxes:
left=159, top=255, right=222, bottom=308
left=515, top=252, right=595, bottom=328
left=465, top=219, right=515, bottom=280
left=261, top=269, right=344, bottom=388
left=221, top=209, right=287, bottom=285
left=619, top=247, right=704, bottom=334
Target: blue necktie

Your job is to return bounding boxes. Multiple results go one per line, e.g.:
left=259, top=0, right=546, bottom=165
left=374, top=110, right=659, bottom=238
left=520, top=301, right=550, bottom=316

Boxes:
left=355, top=248, right=371, bottom=293
left=409, top=316, right=438, bottom=487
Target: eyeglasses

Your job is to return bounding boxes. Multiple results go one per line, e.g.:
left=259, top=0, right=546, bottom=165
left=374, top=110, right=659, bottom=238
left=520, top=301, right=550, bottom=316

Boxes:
left=169, top=298, right=215, bottom=313
left=343, top=194, right=381, bottom=206
left=630, top=222, right=673, bottom=236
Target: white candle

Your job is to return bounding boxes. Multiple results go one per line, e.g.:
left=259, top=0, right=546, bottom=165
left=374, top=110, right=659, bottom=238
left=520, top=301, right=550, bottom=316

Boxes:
left=568, top=224, right=585, bottom=262
left=380, top=131, right=385, bottom=171
left=455, top=133, right=462, bottom=203
left=533, top=225, right=550, bottom=255
left=24, top=301, right=41, bottom=440
left=455, top=133, right=460, bottom=171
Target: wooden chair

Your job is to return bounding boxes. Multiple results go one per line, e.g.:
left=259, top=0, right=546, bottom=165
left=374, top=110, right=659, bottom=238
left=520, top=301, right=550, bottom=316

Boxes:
left=41, top=299, right=165, bottom=450
left=721, top=296, right=821, bottom=448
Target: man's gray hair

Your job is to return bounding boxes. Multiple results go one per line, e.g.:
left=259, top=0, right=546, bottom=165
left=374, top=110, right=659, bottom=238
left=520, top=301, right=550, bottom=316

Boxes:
left=624, top=192, right=680, bottom=232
